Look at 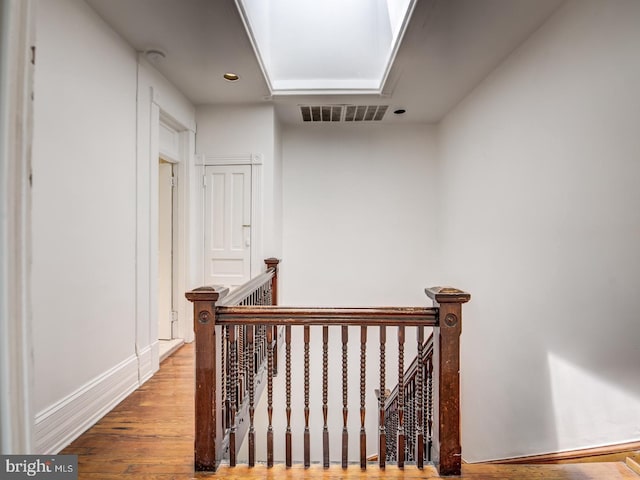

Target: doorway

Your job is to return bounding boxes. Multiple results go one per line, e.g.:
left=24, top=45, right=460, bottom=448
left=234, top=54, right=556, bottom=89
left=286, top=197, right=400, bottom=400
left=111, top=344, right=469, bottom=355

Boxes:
left=158, top=158, right=182, bottom=358
left=158, top=159, right=174, bottom=340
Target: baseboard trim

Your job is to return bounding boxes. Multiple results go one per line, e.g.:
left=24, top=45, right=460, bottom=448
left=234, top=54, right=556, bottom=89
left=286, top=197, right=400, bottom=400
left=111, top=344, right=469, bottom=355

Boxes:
left=137, top=341, right=160, bottom=384
left=35, top=354, right=139, bottom=454
left=487, top=440, right=640, bottom=465
left=626, top=456, right=640, bottom=476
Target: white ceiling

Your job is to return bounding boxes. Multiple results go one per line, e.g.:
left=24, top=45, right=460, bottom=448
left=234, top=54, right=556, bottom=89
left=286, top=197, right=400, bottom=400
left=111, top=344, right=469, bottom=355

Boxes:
left=85, top=0, right=564, bottom=124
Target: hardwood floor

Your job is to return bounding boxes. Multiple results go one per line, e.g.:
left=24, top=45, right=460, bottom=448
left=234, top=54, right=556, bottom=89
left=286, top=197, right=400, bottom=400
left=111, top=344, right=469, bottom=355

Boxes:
left=61, top=344, right=194, bottom=479
left=61, top=344, right=639, bottom=479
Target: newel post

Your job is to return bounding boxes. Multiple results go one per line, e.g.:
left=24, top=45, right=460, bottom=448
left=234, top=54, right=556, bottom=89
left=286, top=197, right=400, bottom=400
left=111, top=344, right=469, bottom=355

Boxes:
left=185, top=285, right=229, bottom=471
left=425, top=286, right=470, bottom=476
left=264, top=258, right=280, bottom=305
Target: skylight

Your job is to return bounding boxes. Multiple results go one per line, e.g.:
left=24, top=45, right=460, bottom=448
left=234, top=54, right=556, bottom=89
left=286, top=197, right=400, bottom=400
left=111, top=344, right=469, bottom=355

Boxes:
left=235, top=0, right=416, bottom=95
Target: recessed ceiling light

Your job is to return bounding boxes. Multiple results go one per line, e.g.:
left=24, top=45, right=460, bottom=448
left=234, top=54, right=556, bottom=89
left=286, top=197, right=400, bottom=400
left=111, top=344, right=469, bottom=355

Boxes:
left=223, top=72, right=240, bottom=82
left=393, top=108, right=406, bottom=115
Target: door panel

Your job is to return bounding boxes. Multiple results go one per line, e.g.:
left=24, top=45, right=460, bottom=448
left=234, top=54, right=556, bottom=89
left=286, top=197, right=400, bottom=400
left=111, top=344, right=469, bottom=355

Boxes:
left=204, top=165, right=251, bottom=286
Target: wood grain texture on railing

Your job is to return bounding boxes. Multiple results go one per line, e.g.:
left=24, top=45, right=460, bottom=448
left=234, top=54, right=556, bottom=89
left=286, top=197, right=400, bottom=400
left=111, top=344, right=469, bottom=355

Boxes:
left=359, top=326, right=367, bottom=468
left=186, top=269, right=469, bottom=477
left=379, top=326, right=387, bottom=469
left=215, top=306, right=437, bottom=326
left=383, top=332, right=434, bottom=466
left=341, top=325, right=349, bottom=468
left=426, top=286, right=470, bottom=475
left=185, top=258, right=280, bottom=472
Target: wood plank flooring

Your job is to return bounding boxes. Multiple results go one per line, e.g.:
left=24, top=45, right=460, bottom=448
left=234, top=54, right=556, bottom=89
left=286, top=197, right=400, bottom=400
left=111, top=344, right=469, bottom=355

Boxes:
left=61, top=344, right=639, bottom=479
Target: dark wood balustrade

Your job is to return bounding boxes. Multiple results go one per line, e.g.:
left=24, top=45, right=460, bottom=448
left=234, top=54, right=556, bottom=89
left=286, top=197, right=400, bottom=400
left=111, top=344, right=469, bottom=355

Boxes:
left=381, top=333, right=434, bottom=465
left=186, top=259, right=469, bottom=476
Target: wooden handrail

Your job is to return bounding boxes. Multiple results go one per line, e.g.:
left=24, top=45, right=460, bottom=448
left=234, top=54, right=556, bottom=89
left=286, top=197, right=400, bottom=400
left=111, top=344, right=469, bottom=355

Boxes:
left=218, top=268, right=275, bottom=307
left=216, top=306, right=437, bottom=325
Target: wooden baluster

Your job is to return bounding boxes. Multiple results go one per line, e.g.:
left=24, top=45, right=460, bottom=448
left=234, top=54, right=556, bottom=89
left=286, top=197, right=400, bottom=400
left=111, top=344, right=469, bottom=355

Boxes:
left=426, top=286, right=470, bottom=476
left=360, top=326, right=367, bottom=469
left=266, top=327, right=274, bottom=467
left=228, top=325, right=237, bottom=467
left=285, top=326, right=292, bottom=467
left=272, top=324, right=278, bottom=375
left=265, top=258, right=279, bottom=375
left=322, top=325, right=330, bottom=468
left=247, top=325, right=255, bottom=467
left=397, top=325, right=405, bottom=468
left=427, top=353, right=433, bottom=462
left=257, top=326, right=264, bottom=369
left=238, top=326, right=245, bottom=407
left=406, top=380, right=414, bottom=462
left=379, top=325, right=386, bottom=469
left=387, top=397, right=397, bottom=461
left=266, top=282, right=272, bottom=305
left=416, top=326, right=424, bottom=467
left=271, top=291, right=277, bottom=376
left=304, top=325, right=310, bottom=468
left=262, top=325, right=267, bottom=366
left=222, top=325, right=228, bottom=430
left=341, top=325, right=349, bottom=468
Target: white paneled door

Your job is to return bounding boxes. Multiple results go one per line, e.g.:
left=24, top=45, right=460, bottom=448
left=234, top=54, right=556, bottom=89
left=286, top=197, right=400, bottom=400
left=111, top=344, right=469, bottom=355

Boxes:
left=204, top=165, right=252, bottom=286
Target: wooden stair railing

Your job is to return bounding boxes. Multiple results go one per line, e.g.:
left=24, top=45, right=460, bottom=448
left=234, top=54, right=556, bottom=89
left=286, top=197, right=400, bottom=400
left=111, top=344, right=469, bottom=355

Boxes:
left=380, top=333, right=434, bottom=465
left=185, top=258, right=280, bottom=471
left=186, top=263, right=469, bottom=477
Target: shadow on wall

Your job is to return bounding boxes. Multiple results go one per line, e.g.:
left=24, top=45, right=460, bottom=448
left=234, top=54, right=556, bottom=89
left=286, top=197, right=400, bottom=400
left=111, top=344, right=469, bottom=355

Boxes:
left=460, top=286, right=640, bottom=463
left=460, top=300, right=560, bottom=463
left=546, top=350, right=640, bottom=452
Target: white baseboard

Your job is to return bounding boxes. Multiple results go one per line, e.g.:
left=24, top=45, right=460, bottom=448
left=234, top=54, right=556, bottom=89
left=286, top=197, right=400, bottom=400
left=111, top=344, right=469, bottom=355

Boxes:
left=34, top=354, right=139, bottom=454
left=138, top=340, right=160, bottom=385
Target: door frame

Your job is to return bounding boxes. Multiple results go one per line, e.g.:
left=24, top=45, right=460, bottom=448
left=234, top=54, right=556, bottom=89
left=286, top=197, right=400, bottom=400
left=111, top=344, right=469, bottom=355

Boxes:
left=150, top=112, right=191, bottom=344
left=136, top=64, right=196, bottom=383
left=0, top=0, right=34, bottom=453
left=196, top=153, right=263, bottom=282
left=157, top=157, right=177, bottom=340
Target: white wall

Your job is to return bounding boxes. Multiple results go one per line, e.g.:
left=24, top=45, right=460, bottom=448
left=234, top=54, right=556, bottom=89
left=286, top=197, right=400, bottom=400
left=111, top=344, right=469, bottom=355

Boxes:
left=437, top=0, right=640, bottom=462
left=282, top=123, right=439, bottom=306
left=30, top=0, right=197, bottom=453
left=31, top=0, right=138, bottom=452
left=273, top=115, right=283, bottom=260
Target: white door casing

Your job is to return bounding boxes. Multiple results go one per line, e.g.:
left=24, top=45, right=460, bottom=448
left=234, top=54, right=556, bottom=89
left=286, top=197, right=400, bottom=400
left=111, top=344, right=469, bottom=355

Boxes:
left=158, top=160, right=174, bottom=340
left=204, top=165, right=252, bottom=286
left=136, top=66, right=196, bottom=382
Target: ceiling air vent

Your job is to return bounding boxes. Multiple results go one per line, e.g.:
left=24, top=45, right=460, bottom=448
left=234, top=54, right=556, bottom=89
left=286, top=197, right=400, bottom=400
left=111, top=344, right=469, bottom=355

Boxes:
left=300, top=105, right=388, bottom=123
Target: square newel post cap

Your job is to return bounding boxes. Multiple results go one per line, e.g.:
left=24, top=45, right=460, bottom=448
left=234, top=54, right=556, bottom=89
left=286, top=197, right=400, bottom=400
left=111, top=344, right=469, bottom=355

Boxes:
left=185, top=285, right=229, bottom=303
left=264, top=258, right=280, bottom=269
left=425, top=286, right=471, bottom=304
